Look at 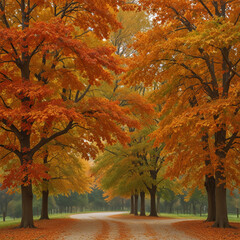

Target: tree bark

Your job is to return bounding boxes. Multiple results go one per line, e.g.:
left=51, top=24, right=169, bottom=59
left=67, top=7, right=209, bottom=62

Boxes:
left=130, top=195, right=134, bottom=214
left=156, top=195, right=160, bottom=214
left=212, top=171, right=230, bottom=228
left=205, top=175, right=216, bottom=221
left=212, top=129, right=230, bottom=228
left=149, top=185, right=158, bottom=216
left=2, top=201, right=7, bottom=222
left=134, top=193, right=138, bottom=216
left=20, top=184, right=35, bottom=228
left=40, top=190, right=49, bottom=220
left=202, top=132, right=216, bottom=222
left=40, top=151, right=50, bottom=220
left=140, top=191, right=145, bottom=216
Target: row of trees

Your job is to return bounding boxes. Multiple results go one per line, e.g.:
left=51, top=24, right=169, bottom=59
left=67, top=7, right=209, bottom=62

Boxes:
left=0, top=188, right=126, bottom=220
left=124, top=0, right=240, bottom=229
left=0, top=0, right=152, bottom=228
left=3, top=186, right=240, bottom=221
left=94, top=0, right=240, bottom=229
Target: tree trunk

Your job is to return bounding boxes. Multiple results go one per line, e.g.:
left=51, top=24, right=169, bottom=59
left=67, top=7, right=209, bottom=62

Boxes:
left=3, top=201, right=8, bottom=222
left=134, top=193, right=138, bottom=216
left=193, top=203, right=196, bottom=215
left=169, top=203, right=173, bottom=214
left=40, top=190, right=49, bottom=220
left=140, top=191, right=145, bottom=216
left=149, top=186, right=157, bottom=216
left=20, top=184, right=35, bottom=228
left=200, top=204, right=203, bottom=217
left=202, top=131, right=216, bottom=222
left=212, top=171, right=230, bottom=228
left=212, top=128, right=230, bottom=228
left=237, top=208, right=239, bottom=218
left=130, top=195, right=134, bottom=214
left=205, top=175, right=216, bottom=222
left=3, top=211, right=6, bottom=222
left=183, top=204, right=186, bottom=214
left=40, top=151, right=50, bottom=220
left=156, top=195, right=160, bottom=214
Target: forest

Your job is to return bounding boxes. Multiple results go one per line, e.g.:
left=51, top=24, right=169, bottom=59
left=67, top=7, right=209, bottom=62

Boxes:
left=0, top=0, right=239, bottom=233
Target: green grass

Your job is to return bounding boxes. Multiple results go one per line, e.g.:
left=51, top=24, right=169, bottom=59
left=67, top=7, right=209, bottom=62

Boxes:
left=0, top=218, right=21, bottom=229
left=159, top=213, right=207, bottom=220
left=158, top=213, right=240, bottom=222
left=0, top=213, right=72, bottom=228
left=0, top=211, right=111, bottom=229
left=1, top=212, right=239, bottom=229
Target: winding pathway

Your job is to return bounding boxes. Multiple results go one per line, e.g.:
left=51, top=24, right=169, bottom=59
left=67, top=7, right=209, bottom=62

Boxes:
left=60, top=212, right=197, bottom=240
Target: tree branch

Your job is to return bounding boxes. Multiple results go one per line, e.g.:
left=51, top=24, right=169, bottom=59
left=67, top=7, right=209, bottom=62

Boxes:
left=31, top=121, right=74, bottom=155
left=197, top=0, right=214, bottom=17
left=1, top=119, right=21, bottom=140
left=0, top=144, right=20, bottom=157
left=29, top=39, right=45, bottom=60
left=224, top=131, right=239, bottom=153
left=0, top=96, right=11, bottom=109
left=75, top=84, right=91, bottom=102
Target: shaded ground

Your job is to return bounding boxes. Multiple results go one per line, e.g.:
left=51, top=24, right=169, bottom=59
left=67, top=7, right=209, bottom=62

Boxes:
left=60, top=212, right=196, bottom=240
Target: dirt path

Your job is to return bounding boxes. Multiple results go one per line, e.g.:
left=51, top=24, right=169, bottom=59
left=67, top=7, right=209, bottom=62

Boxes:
left=59, top=212, right=197, bottom=240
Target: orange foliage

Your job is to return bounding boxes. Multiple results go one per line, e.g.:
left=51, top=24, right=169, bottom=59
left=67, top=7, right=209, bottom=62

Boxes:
left=94, top=220, right=110, bottom=240
left=124, top=0, right=240, bottom=200
left=174, top=220, right=240, bottom=240
left=0, top=0, right=140, bottom=227
left=124, top=0, right=240, bottom=227
left=144, top=223, right=158, bottom=240
left=1, top=162, right=50, bottom=189
left=0, top=0, right=138, bottom=189
left=112, top=220, right=131, bottom=240
left=0, top=218, right=78, bottom=240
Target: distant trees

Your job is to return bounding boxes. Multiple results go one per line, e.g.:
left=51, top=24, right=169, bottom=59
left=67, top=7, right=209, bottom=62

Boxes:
left=94, top=125, right=177, bottom=217
left=55, top=192, right=88, bottom=213
left=34, top=147, right=92, bottom=220
left=0, top=187, right=14, bottom=221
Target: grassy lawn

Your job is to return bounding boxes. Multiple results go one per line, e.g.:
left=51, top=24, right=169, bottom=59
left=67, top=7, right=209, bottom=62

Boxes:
left=159, top=213, right=207, bottom=220
left=0, top=211, right=118, bottom=228
left=1, top=211, right=239, bottom=229
left=0, top=219, right=21, bottom=229
left=159, top=213, right=240, bottom=222
left=0, top=213, right=72, bottom=228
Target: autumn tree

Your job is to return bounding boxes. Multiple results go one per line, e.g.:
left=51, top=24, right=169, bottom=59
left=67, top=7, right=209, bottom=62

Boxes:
left=0, top=0, right=144, bottom=228
left=125, top=0, right=240, bottom=228
left=128, top=127, right=166, bottom=217
left=33, top=143, right=93, bottom=220
left=94, top=125, right=170, bottom=217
